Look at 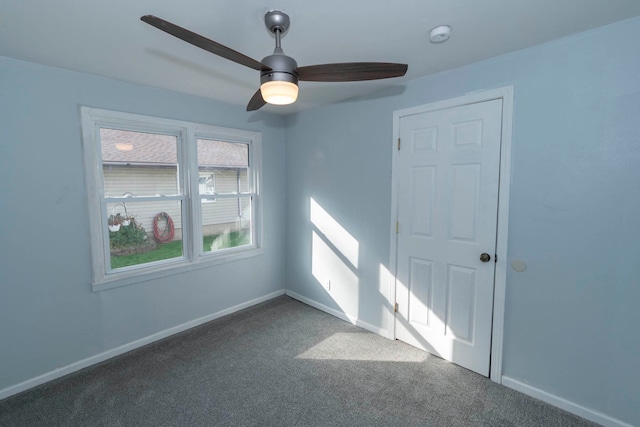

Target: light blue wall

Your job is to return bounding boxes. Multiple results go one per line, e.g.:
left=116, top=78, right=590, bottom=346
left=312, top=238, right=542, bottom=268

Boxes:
left=1, top=15, right=639, bottom=425
left=284, top=93, right=403, bottom=330
left=285, top=17, right=640, bottom=425
left=0, top=57, right=287, bottom=391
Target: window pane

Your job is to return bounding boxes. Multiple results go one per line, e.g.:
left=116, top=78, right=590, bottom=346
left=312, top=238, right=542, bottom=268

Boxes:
left=101, top=128, right=179, bottom=197
left=198, top=172, right=215, bottom=197
left=106, top=200, right=184, bottom=270
left=202, top=197, right=252, bottom=253
left=197, top=139, right=249, bottom=195
left=238, top=169, right=249, bottom=193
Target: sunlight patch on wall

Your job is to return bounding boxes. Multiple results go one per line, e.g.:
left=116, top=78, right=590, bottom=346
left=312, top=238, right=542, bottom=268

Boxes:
left=310, top=198, right=359, bottom=268
left=378, top=263, right=393, bottom=331
left=312, top=230, right=358, bottom=298
left=309, top=197, right=360, bottom=319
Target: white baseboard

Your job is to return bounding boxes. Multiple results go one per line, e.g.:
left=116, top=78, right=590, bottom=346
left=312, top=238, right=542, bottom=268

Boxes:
left=0, top=289, right=285, bottom=401
left=501, top=376, right=633, bottom=427
left=285, top=290, right=389, bottom=337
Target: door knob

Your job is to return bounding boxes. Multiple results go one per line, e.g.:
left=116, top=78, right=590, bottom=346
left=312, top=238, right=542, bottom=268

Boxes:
left=480, top=253, right=491, bottom=262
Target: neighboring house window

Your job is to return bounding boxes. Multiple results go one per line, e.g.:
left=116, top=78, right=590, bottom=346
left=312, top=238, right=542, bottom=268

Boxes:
left=81, top=107, right=262, bottom=290
left=199, top=172, right=216, bottom=201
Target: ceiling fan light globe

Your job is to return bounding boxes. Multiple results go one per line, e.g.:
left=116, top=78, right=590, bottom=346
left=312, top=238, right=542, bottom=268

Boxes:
left=260, top=80, right=298, bottom=105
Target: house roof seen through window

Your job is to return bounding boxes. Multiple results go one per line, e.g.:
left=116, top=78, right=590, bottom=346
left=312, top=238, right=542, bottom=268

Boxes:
left=100, top=128, right=248, bottom=168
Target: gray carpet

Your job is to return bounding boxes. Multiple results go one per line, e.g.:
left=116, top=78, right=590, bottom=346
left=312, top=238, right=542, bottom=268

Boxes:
left=0, top=296, right=597, bottom=426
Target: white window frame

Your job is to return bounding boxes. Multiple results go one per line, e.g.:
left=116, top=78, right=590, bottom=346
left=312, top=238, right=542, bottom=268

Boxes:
left=81, top=107, right=263, bottom=291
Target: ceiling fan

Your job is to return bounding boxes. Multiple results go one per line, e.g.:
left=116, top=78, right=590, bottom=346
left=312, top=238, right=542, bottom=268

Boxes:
left=141, top=11, right=408, bottom=111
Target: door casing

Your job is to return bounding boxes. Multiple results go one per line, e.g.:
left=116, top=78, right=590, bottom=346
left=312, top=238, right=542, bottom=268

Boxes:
left=389, top=86, right=514, bottom=383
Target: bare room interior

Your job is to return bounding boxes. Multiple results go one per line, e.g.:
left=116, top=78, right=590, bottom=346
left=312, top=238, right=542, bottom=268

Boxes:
left=1, top=1, right=639, bottom=426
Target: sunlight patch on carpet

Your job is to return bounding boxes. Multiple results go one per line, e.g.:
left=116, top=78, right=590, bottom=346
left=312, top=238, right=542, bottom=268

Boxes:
left=296, top=332, right=428, bottom=362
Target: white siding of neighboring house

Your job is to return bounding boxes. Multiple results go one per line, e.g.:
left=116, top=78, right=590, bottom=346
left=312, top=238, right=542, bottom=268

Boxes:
left=103, top=166, right=249, bottom=239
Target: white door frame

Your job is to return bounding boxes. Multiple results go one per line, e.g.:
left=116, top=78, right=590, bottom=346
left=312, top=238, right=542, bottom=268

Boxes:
left=388, top=86, right=514, bottom=383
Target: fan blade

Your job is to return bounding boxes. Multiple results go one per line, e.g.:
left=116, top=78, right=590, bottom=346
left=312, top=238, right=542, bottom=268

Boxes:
left=297, top=62, right=407, bottom=82
left=247, top=89, right=266, bottom=111
left=141, top=15, right=268, bottom=71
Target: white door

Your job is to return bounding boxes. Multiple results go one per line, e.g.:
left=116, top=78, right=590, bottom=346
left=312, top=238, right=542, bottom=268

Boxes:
left=394, top=99, right=503, bottom=376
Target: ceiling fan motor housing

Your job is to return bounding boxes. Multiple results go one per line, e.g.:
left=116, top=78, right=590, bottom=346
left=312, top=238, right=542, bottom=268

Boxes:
left=264, top=10, right=290, bottom=34
left=260, top=53, right=298, bottom=85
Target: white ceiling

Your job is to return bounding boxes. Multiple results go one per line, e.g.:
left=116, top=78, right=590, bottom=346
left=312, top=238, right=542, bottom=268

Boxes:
left=2, top=1, right=640, bottom=115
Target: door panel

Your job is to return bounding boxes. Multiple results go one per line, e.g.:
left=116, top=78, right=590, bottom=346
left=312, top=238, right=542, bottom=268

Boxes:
left=410, top=166, right=435, bottom=237
left=445, top=265, right=476, bottom=343
left=408, top=258, right=434, bottom=327
left=395, top=99, right=502, bottom=376
left=450, top=163, right=480, bottom=241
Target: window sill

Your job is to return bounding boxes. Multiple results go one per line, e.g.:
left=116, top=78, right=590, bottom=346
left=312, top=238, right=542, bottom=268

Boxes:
left=91, top=247, right=264, bottom=292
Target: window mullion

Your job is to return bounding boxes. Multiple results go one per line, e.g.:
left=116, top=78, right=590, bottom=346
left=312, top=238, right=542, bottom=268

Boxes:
left=176, top=127, right=190, bottom=263
left=187, top=127, right=201, bottom=260
left=101, top=198, right=113, bottom=275
left=249, top=138, right=259, bottom=249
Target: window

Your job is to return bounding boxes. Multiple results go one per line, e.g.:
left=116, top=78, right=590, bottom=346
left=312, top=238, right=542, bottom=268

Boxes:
left=199, top=173, right=215, bottom=200
left=81, top=107, right=262, bottom=290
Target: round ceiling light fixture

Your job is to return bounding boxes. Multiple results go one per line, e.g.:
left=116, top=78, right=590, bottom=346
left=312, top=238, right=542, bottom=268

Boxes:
left=429, top=25, right=451, bottom=43
left=259, top=49, right=299, bottom=106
